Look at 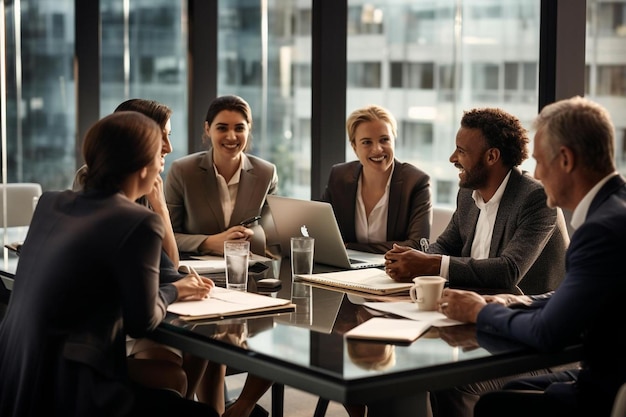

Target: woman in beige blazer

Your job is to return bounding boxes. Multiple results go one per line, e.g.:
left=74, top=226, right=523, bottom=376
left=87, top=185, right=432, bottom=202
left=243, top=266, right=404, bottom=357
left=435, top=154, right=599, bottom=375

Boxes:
left=165, top=95, right=276, bottom=417
left=165, top=95, right=278, bottom=256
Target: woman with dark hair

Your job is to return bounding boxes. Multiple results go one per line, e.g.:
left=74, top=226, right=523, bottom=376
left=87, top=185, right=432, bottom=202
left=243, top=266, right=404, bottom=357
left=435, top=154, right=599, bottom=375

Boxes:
left=0, top=112, right=216, bottom=417
left=165, top=95, right=276, bottom=417
left=165, top=94, right=278, bottom=256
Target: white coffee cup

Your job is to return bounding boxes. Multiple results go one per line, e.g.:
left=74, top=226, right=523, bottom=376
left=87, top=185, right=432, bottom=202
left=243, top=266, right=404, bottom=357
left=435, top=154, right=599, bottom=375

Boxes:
left=409, top=276, right=446, bottom=311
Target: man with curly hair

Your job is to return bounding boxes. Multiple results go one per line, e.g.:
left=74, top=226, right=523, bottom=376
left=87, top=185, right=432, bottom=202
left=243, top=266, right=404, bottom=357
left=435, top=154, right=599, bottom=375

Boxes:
left=385, top=107, right=569, bottom=295
left=384, top=108, right=571, bottom=417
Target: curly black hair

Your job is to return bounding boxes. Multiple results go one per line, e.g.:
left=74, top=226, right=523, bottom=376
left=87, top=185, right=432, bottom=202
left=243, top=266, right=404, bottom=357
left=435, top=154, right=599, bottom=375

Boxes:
left=461, top=108, right=529, bottom=168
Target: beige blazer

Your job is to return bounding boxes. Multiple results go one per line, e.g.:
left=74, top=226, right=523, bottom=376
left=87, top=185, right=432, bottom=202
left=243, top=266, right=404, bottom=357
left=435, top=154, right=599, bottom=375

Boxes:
left=164, top=150, right=278, bottom=254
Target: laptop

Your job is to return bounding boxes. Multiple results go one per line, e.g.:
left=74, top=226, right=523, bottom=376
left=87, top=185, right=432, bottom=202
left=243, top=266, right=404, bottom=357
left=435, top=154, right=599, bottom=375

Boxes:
left=266, top=195, right=385, bottom=269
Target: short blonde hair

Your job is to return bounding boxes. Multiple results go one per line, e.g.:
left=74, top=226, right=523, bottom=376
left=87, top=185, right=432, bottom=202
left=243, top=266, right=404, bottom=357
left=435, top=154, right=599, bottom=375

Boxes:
left=346, top=105, right=398, bottom=146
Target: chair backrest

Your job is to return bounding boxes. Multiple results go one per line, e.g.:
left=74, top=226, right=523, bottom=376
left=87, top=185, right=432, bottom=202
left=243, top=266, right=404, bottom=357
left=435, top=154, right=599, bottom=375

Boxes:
left=430, top=206, right=454, bottom=242
left=0, top=183, right=43, bottom=228
left=611, top=382, right=626, bottom=417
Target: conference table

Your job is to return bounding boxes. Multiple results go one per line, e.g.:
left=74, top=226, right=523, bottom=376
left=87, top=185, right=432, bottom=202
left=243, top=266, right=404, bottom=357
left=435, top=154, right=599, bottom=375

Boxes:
left=0, top=250, right=583, bottom=417
left=148, top=257, right=583, bottom=417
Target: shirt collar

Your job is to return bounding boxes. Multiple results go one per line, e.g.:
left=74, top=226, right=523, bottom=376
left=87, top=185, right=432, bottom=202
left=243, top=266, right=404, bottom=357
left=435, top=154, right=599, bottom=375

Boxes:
left=570, top=172, right=619, bottom=230
left=213, top=153, right=247, bottom=185
left=472, top=169, right=512, bottom=209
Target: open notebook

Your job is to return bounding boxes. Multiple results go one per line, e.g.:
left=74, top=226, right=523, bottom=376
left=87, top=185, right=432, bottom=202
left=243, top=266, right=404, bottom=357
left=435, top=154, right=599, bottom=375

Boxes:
left=167, top=286, right=295, bottom=321
left=266, top=195, right=385, bottom=269
left=295, top=268, right=412, bottom=295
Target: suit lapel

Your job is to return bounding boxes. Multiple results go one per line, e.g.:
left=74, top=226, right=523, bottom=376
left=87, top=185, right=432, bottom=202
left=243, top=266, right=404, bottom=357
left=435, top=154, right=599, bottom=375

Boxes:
left=200, top=151, right=226, bottom=230
left=387, top=160, right=402, bottom=239
left=231, top=156, right=260, bottom=227
left=588, top=174, right=626, bottom=218
left=488, top=168, right=521, bottom=257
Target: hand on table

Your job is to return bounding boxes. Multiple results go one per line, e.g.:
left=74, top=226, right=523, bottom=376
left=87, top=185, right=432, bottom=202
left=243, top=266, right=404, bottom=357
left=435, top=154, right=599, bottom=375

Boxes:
left=173, top=268, right=214, bottom=301
left=384, top=244, right=440, bottom=282
left=437, top=288, right=486, bottom=323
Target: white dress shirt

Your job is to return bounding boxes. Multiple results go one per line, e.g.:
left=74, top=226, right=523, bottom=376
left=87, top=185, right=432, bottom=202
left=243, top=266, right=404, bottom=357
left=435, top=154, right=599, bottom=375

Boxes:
left=214, top=154, right=247, bottom=227
left=355, top=163, right=394, bottom=244
left=570, top=172, right=619, bottom=231
left=439, top=170, right=512, bottom=278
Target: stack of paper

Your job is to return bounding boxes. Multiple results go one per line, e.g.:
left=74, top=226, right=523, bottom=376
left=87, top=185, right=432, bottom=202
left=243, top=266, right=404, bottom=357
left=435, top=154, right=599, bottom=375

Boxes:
left=167, top=286, right=294, bottom=321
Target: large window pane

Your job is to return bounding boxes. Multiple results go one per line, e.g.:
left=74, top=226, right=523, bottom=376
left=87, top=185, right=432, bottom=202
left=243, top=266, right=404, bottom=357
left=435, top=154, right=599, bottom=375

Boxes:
left=347, top=0, right=541, bottom=207
left=3, top=0, right=75, bottom=190
left=218, top=0, right=312, bottom=199
left=587, top=0, right=626, bottom=175
left=100, top=0, right=188, bottom=174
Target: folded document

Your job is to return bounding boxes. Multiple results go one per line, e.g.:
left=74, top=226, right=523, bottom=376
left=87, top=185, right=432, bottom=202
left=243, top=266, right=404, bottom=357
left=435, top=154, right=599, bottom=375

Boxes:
left=167, top=286, right=294, bottom=321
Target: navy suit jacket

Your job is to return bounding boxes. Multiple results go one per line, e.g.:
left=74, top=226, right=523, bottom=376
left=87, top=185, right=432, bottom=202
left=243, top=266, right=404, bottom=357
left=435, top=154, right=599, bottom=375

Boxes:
left=321, top=159, right=431, bottom=254
left=429, top=168, right=569, bottom=294
left=477, top=174, right=626, bottom=414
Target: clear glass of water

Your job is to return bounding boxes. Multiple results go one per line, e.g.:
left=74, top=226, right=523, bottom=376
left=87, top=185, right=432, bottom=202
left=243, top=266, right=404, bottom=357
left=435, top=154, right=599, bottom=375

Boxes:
left=290, top=236, right=314, bottom=278
left=224, top=240, right=250, bottom=291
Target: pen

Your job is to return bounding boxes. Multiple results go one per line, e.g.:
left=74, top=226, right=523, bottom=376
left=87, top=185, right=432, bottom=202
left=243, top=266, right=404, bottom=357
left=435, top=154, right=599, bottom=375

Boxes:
left=420, top=238, right=429, bottom=252
left=240, top=216, right=262, bottom=227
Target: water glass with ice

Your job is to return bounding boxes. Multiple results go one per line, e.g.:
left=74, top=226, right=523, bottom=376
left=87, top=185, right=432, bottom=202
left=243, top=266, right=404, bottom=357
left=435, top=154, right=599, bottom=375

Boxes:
left=224, top=240, right=250, bottom=292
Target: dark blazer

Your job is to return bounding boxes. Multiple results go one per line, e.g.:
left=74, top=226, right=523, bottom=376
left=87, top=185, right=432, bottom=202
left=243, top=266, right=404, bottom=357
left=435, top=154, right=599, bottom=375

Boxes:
left=429, top=168, right=569, bottom=294
left=320, top=160, right=431, bottom=254
left=165, top=150, right=278, bottom=254
left=476, top=174, right=626, bottom=415
left=0, top=190, right=169, bottom=416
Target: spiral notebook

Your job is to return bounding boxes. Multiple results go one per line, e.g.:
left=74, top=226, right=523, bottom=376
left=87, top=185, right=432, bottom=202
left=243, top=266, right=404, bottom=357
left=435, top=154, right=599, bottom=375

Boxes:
left=295, top=268, right=412, bottom=295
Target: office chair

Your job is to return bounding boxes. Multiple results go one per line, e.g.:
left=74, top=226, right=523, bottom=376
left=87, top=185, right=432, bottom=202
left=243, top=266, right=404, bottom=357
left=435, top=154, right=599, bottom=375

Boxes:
left=0, top=183, right=42, bottom=228
left=430, top=206, right=454, bottom=242
left=611, top=383, right=626, bottom=417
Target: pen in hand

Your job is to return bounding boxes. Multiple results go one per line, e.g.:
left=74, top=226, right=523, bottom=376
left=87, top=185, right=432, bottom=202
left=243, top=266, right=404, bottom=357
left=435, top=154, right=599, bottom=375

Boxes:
left=240, top=216, right=261, bottom=227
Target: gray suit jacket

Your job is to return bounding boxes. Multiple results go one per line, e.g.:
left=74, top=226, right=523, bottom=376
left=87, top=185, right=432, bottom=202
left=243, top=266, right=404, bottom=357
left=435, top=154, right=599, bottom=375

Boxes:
left=164, top=150, right=278, bottom=254
left=429, top=167, right=569, bottom=294
left=321, top=159, right=431, bottom=254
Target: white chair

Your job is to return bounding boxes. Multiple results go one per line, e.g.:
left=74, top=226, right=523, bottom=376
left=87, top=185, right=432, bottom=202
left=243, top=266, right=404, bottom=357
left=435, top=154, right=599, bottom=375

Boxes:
left=0, top=183, right=42, bottom=228
left=430, top=206, right=454, bottom=242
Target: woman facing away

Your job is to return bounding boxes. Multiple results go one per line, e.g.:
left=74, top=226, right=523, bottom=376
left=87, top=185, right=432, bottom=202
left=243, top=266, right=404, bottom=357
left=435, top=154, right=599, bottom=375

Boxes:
left=322, top=104, right=432, bottom=253
left=0, top=111, right=215, bottom=417
left=73, top=99, right=224, bottom=408
left=165, top=95, right=277, bottom=417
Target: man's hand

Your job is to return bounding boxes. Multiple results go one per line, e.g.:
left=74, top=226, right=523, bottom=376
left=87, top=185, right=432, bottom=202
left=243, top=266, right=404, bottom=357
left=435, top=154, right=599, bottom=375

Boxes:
left=384, top=244, right=441, bottom=282
left=437, top=288, right=486, bottom=323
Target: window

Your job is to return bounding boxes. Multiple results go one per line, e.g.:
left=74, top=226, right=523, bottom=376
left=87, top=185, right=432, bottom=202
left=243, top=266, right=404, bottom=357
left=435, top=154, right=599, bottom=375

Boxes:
left=100, top=0, right=188, bottom=170
left=347, top=62, right=382, bottom=88
left=596, top=65, right=626, bottom=96
left=390, top=62, right=435, bottom=89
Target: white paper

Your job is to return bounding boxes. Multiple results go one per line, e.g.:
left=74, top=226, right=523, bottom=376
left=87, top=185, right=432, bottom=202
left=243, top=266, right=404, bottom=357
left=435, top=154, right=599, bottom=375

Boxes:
left=167, top=286, right=293, bottom=319
left=345, top=317, right=432, bottom=343
left=178, top=253, right=272, bottom=274
left=363, top=301, right=463, bottom=327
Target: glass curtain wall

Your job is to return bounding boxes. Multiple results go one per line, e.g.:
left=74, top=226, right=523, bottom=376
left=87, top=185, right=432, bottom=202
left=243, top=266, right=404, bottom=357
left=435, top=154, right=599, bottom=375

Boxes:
left=100, top=0, right=188, bottom=174
left=2, top=0, right=75, bottom=190
left=2, top=0, right=626, bottom=211
left=342, top=0, right=542, bottom=207
left=217, top=0, right=312, bottom=199
left=586, top=0, right=626, bottom=175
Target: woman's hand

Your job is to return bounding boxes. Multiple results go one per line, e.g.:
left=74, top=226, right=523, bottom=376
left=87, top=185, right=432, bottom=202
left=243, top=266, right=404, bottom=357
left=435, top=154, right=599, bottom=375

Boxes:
left=198, top=226, right=254, bottom=255
left=173, top=273, right=214, bottom=301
